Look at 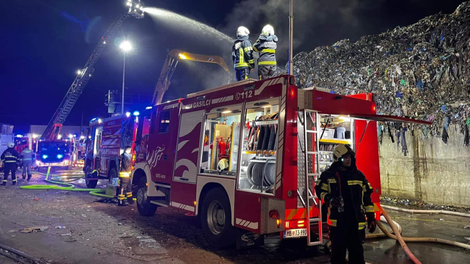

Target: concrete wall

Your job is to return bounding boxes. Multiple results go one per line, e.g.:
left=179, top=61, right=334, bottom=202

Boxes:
left=379, top=125, right=470, bottom=207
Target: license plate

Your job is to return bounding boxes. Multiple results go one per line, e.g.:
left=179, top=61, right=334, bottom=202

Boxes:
left=283, top=228, right=307, bottom=238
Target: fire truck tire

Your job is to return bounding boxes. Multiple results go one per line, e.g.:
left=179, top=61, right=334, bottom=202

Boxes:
left=136, top=184, right=158, bottom=216
left=86, top=179, right=98, bottom=188
left=200, top=187, right=235, bottom=248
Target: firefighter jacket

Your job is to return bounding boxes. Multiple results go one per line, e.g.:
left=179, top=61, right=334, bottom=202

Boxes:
left=232, top=36, right=254, bottom=69
left=315, top=161, right=374, bottom=230
left=119, top=153, right=132, bottom=177
left=1, top=147, right=20, bottom=165
left=253, top=35, right=278, bottom=66
left=20, top=149, right=35, bottom=162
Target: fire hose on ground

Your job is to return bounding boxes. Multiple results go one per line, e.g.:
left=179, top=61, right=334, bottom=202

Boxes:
left=366, top=207, right=470, bottom=264
left=20, top=167, right=114, bottom=198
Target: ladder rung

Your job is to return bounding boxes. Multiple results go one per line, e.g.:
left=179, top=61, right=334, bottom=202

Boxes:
left=309, top=218, right=320, bottom=223
left=306, top=130, right=317, bottom=133
left=306, top=151, right=318, bottom=155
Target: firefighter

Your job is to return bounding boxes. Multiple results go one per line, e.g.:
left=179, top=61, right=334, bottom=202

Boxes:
left=20, top=146, right=35, bottom=181
left=232, top=26, right=254, bottom=81
left=315, top=144, right=376, bottom=264
left=1, top=143, right=20, bottom=185
left=253, top=24, right=278, bottom=80
left=117, top=146, right=133, bottom=206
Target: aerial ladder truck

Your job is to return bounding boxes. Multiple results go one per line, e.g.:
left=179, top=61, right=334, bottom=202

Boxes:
left=36, top=1, right=145, bottom=169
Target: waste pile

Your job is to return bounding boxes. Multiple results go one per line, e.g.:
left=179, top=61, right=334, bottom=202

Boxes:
left=293, top=1, right=470, bottom=141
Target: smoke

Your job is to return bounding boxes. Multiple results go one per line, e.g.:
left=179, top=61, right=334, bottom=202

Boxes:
left=219, top=0, right=385, bottom=65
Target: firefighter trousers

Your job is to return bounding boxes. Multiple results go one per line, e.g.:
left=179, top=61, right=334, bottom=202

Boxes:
left=22, top=161, right=32, bottom=179
left=329, top=225, right=365, bottom=264
left=258, top=65, right=276, bottom=80
left=3, top=164, right=17, bottom=185
left=117, top=176, right=133, bottom=205
left=235, top=68, right=250, bottom=81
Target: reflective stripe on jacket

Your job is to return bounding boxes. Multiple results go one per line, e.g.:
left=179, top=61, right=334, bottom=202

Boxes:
left=1, top=148, right=19, bottom=163
left=253, top=34, right=278, bottom=66
left=315, top=163, right=374, bottom=230
left=232, top=36, right=254, bottom=69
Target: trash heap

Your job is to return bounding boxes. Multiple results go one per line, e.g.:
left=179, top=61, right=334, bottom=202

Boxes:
left=293, top=1, right=470, bottom=141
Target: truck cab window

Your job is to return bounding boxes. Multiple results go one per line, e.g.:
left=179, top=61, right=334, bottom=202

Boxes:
left=200, top=104, right=242, bottom=176
left=238, top=98, right=280, bottom=195
left=158, top=111, right=171, bottom=133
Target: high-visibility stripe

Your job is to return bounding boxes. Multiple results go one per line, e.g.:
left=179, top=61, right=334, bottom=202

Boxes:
left=320, top=192, right=328, bottom=201
left=321, top=183, right=328, bottom=191
left=358, top=222, right=367, bottom=230
left=234, top=63, right=249, bottom=68
left=239, top=48, right=244, bottom=64
left=126, top=192, right=132, bottom=198
left=243, top=47, right=252, bottom=52
left=5, top=160, right=17, bottom=163
left=12, top=179, right=17, bottom=182
left=258, top=61, right=277, bottom=65
left=119, top=172, right=130, bottom=178
left=2, top=180, right=7, bottom=182
left=248, top=59, right=254, bottom=64
left=327, top=179, right=337, bottom=184
left=365, top=205, right=374, bottom=213
left=348, top=180, right=363, bottom=186
left=261, top=49, right=276, bottom=53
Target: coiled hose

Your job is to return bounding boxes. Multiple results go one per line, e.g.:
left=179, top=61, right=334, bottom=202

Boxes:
left=20, top=167, right=113, bottom=198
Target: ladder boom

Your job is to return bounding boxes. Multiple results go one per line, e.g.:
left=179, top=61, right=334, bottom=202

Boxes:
left=41, top=14, right=129, bottom=140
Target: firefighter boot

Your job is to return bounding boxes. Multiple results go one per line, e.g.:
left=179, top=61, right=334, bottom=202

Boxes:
left=126, top=192, right=134, bottom=205
left=118, top=195, right=128, bottom=206
left=12, top=179, right=17, bottom=185
left=27, top=175, right=32, bottom=182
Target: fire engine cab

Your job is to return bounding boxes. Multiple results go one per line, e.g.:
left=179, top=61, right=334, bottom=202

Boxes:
left=131, top=75, right=430, bottom=248
left=83, top=113, right=148, bottom=188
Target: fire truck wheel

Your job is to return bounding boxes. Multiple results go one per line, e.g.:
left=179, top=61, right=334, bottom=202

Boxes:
left=200, top=188, right=235, bottom=248
left=136, top=184, right=158, bottom=216
left=86, top=179, right=97, bottom=188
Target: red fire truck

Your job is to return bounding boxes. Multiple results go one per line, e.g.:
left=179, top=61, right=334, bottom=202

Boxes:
left=130, top=75, right=430, bottom=248
left=83, top=113, right=149, bottom=188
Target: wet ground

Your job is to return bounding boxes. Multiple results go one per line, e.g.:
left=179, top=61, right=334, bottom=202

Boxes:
left=0, top=168, right=469, bottom=264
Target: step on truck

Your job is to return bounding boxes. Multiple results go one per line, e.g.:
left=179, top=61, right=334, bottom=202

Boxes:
left=130, top=75, right=430, bottom=248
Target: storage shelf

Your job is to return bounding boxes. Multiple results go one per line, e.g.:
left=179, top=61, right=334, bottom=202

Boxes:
left=320, top=139, right=350, bottom=144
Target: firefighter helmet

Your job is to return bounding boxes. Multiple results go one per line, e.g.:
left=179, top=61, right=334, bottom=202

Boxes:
left=217, top=158, right=229, bottom=172
left=333, top=144, right=354, bottom=162
left=8, top=142, right=14, bottom=148
left=261, top=24, right=274, bottom=36
left=237, top=26, right=250, bottom=37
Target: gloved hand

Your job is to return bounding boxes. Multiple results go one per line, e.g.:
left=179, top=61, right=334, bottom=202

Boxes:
left=329, top=196, right=343, bottom=208
left=367, top=212, right=377, bottom=233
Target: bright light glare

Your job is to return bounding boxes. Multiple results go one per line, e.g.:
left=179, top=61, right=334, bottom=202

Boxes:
left=126, top=112, right=131, bottom=117
left=15, top=134, right=23, bottom=138
left=42, top=155, right=48, bottom=159
left=57, top=134, right=62, bottom=140
left=32, top=134, right=39, bottom=139
left=98, top=119, right=103, bottom=124
left=133, top=111, right=140, bottom=116
left=77, top=70, right=82, bottom=75
left=57, top=154, right=63, bottom=159
left=68, top=134, right=73, bottom=138
left=178, top=53, right=187, bottom=60
left=119, top=41, right=133, bottom=52
left=145, top=106, right=152, bottom=110
left=222, top=110, right=232, bottom=114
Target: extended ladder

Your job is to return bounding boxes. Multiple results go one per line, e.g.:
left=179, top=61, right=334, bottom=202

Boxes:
left=298, top=110, right=323, bottom=246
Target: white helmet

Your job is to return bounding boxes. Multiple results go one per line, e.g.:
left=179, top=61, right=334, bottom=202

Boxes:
left=261, top=24, right=274, bottom=36
left=8, top=142, right=14, bottom=148
left=333, top=144, right=354, bottom=162
left=237, top=26, right=250, bottom=37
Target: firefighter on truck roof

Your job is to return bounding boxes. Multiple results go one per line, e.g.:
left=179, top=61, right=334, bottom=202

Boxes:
left=232, top=26, right=254, bottom=81
left=315, top=144, right=377, bottom=264
left=253, top=24, right=278, bottom=80
left=117, top=146, right=134, bottom=206
left=1, top=143, right=20, bottom=185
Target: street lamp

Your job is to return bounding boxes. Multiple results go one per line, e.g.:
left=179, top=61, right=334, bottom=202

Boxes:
left=119, top=40, right=133, bottom=115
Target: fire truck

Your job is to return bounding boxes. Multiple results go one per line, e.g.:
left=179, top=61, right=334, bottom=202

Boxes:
left=130, top=75, right=430, bottom=248
left=83, top=113, right=149, bottom=188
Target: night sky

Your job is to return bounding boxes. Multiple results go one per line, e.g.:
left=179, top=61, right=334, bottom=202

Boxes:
left=0, top=0, right=467, bottom=134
